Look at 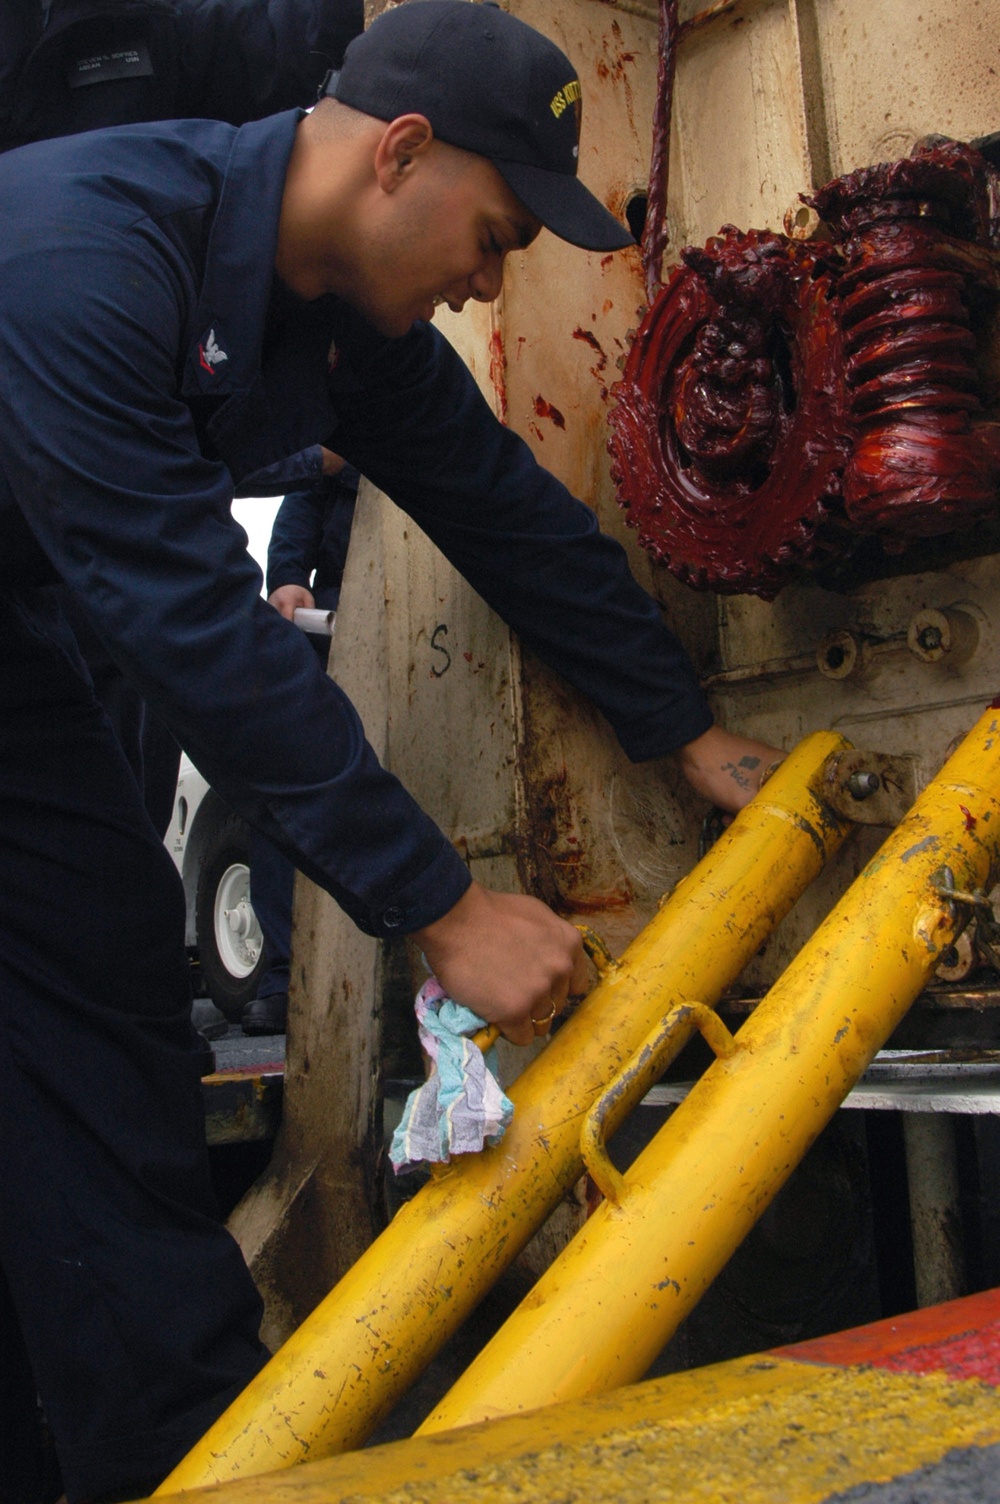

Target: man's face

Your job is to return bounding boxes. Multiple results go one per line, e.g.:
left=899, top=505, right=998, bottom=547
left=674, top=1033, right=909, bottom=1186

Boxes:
left=354, top=142, right=542, bottom=338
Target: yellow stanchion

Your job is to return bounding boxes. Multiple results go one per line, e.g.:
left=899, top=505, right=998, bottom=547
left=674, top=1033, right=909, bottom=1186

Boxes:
left=420, top=706, right=1000, bottom=1432
left=157, top=732, right=851, bottom=1491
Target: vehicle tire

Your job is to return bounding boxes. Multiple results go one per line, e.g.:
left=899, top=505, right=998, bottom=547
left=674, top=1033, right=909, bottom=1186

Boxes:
left=195, top=813, right=265, bottom=1021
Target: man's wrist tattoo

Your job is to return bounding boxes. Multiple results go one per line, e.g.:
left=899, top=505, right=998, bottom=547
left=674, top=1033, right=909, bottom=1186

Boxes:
left=723, top=760, right=751, bottom=790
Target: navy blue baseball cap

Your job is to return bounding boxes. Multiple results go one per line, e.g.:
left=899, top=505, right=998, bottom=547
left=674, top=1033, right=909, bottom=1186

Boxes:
left=323, top=0, right=633, bottom=252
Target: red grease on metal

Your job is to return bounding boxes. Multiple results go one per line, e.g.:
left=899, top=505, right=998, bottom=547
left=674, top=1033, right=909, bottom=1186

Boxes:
left=778, top=1288, right=1000, bottom=1386
left=641, top=0, right=679, bottom=305
left=533, top=395, right=566, bottom=429
left=487, top=329, right=508, bottom=425
left=808, top=143, right=1000, bottom=539
left=573, top=328, right=608, bottom=396
left=608, top=228, right=850, bottom=598
left=611, top=141, right=1000, bottom=595
left=596, top=51, right=636, bottom=79
left=572, top=327, right=607, bottom=366
left=960, top=804, right=977, bottom=831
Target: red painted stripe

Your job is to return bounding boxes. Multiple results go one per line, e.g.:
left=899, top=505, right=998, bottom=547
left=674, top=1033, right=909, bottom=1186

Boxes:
left=775, top=1287, right=1000, bottom=1385
left=879, top=1322, right=1000, bottom=1384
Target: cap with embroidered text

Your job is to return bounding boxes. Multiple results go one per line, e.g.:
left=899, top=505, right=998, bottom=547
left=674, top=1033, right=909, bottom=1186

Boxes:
left=324, top=0, right=633, bottom=252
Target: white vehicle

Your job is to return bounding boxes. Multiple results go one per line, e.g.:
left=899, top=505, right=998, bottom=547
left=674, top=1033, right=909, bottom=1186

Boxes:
left=165, top=756, right=264, bottom=1020
left=163, top=604, right=333, bottom=1018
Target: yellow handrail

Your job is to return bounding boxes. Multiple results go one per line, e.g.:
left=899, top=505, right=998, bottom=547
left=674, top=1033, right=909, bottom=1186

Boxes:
left=420, top=705, right=1000, bottom=1432
left=157, top=731, right=851, bottom=1491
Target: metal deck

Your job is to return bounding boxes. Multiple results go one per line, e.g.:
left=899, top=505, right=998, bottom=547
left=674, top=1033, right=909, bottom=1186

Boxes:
left=201, top=1023, right=284, bottom=1147
left=148, top=1288, right=1000, bottom=1503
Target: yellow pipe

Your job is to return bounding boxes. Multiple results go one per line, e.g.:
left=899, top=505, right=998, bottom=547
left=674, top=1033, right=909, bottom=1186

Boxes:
left=157, top=731, right=851, bottom=1491
left=419, top=706, right=1000, bottom=1433
left=136, top=1347, right=1000, bottom=1504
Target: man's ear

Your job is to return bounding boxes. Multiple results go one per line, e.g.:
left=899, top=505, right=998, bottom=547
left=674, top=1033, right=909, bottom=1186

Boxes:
left=374, top=114, right=434, bottom=192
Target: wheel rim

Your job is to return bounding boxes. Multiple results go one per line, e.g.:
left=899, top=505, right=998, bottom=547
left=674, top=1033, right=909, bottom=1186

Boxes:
left=213, top=862, right=263, bottom=979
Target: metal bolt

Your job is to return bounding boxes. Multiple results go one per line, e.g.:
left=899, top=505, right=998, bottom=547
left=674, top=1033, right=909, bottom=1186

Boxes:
left=847, top=771, right=881, bottom=800
left=918, top=625, right=943, bottom=653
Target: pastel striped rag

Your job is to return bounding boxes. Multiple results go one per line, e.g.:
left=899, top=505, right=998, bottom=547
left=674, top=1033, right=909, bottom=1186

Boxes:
left=389, top=977, right=514, bottom=1174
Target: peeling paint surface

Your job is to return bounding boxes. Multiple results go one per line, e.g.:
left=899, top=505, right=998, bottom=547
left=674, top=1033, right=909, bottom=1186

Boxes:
left=142, top=1293, right=1000, bottom=1504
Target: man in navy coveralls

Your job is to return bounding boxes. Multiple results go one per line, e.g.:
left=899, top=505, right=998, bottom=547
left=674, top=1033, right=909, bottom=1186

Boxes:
left=0, top=3, right=778, bottom=1497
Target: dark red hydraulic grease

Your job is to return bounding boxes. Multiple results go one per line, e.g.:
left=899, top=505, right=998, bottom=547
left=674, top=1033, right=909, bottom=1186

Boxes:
left=572, top=326, right=607, bottom=370
left=640, top=0, right=679, bottom=306
left=609, top=228, right=849, bottom=598
left=487, top=329, right=508, bottom=425
left=609, top=142, right=1000, bottom=597
left=533, top=395, right=566, bottom=429
left=808, top=144, right=1000, bottom=539
left=573, top=327, right=608, bottom=397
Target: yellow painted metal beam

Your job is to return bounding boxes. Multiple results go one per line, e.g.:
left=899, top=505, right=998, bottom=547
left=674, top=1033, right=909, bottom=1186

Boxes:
left=137, top=1321, right=1000, bottom=1503
left=420, top=706, right=1000, bottom=1433
left=158, top=731, right=851, bottom=1491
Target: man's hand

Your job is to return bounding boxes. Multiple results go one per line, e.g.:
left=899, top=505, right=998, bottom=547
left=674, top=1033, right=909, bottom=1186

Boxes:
left=268, top=583, right=314, bottom=621
left=413, top=882, right=590, bottom=1046
left=677, top=725, right=784, bottom=814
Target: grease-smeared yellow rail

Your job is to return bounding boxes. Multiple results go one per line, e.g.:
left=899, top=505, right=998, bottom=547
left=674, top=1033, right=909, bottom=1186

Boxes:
left=158, top=731, right=850, bottom=1491
left=420, top=705, right=1000, bottom=1432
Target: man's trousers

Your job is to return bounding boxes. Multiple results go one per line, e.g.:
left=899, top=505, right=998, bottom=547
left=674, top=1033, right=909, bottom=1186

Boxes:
left=0, top=588, right=268, bottom=1502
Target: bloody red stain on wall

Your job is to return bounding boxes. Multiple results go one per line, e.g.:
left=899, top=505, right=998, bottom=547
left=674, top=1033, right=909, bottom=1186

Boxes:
left=533, top=395, right=567, bottom=429
left=487, top=328, right=508, bottom=425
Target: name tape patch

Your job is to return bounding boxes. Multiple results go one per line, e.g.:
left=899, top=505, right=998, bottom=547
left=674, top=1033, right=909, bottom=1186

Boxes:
left=68, top=42, right=154, bottom=89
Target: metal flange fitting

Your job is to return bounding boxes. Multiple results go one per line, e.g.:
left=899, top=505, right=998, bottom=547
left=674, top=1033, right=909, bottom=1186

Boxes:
left=823, top=749, right=918, bottom=825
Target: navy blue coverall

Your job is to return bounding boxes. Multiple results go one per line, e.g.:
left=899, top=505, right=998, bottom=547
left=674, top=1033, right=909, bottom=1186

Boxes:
left=0, top=110, right=712, bottom=1500
left=266, top=465, right=359, bottom=613
left=249, top=467, right=360, bottom=1010
left=0, top=0, right=365, bottom=858
left=0, top=0, right=363, bottom=150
